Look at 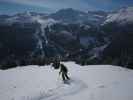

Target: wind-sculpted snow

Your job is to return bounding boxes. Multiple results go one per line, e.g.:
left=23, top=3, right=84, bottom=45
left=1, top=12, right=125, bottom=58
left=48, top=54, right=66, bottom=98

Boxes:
left=0, top=62, right=133, bottom=100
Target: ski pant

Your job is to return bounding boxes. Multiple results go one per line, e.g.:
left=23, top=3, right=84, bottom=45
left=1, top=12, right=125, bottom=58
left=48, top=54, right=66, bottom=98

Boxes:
left=62, top=72, right=70, bottom=81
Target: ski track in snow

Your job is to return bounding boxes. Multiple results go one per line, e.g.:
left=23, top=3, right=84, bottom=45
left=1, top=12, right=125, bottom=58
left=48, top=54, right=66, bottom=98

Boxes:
left=30, top=78, right=88, bottom=100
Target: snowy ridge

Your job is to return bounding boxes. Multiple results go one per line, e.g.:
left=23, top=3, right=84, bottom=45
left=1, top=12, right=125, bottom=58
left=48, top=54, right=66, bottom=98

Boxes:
left=6, top=12, right=35, bottom=24
left=104, top=7, right=133, bottom=24
left=0, top=62, right=133, bottom=100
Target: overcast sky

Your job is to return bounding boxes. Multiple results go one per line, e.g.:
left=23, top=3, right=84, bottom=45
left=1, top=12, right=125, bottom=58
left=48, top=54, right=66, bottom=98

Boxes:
left=0, top=0, right=133, bottom=14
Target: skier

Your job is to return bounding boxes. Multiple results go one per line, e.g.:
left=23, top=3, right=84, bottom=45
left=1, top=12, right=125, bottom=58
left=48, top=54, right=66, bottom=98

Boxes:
left=59, top=63, right=70, bottom=82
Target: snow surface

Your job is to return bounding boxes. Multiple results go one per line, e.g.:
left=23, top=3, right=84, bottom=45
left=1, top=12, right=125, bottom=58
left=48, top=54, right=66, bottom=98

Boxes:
left=0, top=62, right=133, bottom=100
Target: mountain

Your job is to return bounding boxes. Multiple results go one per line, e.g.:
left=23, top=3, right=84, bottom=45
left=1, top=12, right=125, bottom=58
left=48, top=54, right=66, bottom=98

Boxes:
left=101, top=23, right=133, bottom=68
left=99, top=7, right=133, bottom=68
left=0, top=7, right=133, bottom=69
left=0, top=11, right=83, bottom=68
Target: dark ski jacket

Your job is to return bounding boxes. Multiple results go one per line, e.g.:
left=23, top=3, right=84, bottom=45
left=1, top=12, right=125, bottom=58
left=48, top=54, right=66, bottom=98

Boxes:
left=59, top=64, right=68, bottom=74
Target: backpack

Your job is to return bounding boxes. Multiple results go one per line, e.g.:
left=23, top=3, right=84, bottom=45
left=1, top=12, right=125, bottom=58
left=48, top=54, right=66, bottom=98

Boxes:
left=52, top=61, right=60, bottom=69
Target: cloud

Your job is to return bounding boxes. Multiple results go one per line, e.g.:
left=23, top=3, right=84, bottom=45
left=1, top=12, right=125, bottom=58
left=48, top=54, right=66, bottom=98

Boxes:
left=1, top=0, right=133, bottom=11
left=1, top=0, right=90, bottom=10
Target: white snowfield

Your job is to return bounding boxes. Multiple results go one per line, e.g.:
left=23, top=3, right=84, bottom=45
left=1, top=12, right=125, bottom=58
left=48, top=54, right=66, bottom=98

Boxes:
left=0, top=62, right=133, bottom=100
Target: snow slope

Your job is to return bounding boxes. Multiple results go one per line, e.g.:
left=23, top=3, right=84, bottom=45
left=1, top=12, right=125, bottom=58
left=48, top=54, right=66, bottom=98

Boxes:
left=0, top=62, right=133, bottom=100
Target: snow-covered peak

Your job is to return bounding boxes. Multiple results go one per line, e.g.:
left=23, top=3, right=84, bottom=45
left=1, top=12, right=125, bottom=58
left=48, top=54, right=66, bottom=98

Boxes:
left=18, top=11, right=32, bottom=17
left=104, top=7, right=133, bottom=25
left=36, top=18, right=57, bottom=27
left=5, top=11, right=57, bottom=26
left=6, top=12, right=34, bottom=24
left=119, top=7, right=133, bottom=13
